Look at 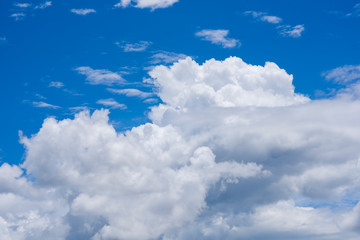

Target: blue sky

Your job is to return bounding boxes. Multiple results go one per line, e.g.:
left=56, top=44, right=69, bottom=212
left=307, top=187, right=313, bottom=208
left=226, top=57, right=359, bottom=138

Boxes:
left=1, top=1, right=360, bottom=239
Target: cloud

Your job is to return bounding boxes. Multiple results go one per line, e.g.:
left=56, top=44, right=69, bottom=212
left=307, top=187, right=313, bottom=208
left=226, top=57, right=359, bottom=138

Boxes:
left=114, top=0, right=179, bottom=10
left=14, top=3, right=31, bottom=8
left=244, top=11, right=282, bottom=24
left=75, top=66, right=125, bottom=86
left=0, top=37, right=6, bottom=43
left=49, top=81, right=64, bottom=88
left=34, top=1, right=52, bottom=9
left=278, top=24, right=305, bottom=38
left=149, top=51, right=188, bottom=65
left=10, top=13, right=26, bottom=21
left=96, top=99, right=127, bottom=109
left=108, top=88, right=154, bottom=99
left=347, top=3, right=360, bottom=17
left=117, top=41, right=151, bottom=52
left=195, top=29, right=241, bottom=48
left=322, top=65, right=360, bottom=84
left=71, top=8, right=96, bottom=15
left=2, top=57, right=360, bottom=239
left=32, top=101, right=61, bottom=109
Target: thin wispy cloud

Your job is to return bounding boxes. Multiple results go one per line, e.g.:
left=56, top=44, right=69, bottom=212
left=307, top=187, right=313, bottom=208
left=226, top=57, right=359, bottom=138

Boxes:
left=278, top=24, right=305, bottom=38
left=195, top=29, right=241, bottom=48
left=114, top=0, right=179, bottom=10
left=14, top=3, right=31, bottom=8
left=149, top=51, right=188, bottom=64
left=244, top=10, right=282, bottom=24
left=96, top=98, right=127, bottom=109
left=34, top=1, right=52, bottom=9
left=32, top=101, right=60, bottom=109
left=322, top=65, right=360, bottom=84
left=10, top=13, right=26, bottom=21
left=108, top=88, right=154, bottom=99
left=347, top=3, right=360, bottom=17
left=117, top=41, right=151, bottom=52
left=71, top=8, right=96, bottom=16
left=49, top=81, right=64, bottom=88
left=11, top=1, right=52, bottom=20
left=75, top=66, right=126, bottom=86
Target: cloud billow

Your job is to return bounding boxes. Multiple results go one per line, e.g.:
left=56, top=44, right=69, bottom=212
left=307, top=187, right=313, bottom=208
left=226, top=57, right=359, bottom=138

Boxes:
left=1, top=57, right=360, bottom=239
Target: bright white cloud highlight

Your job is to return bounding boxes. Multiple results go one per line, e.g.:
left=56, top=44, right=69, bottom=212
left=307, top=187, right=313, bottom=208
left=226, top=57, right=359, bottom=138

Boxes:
left=195, top=29, right=241, bottom=48
left=75, top=66, right=125, bottom=85
left=14, top=3, right=31, bottom=8
left=322, top=65, right=360, bottom=84
left=278, top=24, right=305, bottom=38
left=96, top=99, right=127, bottom=109
left=71, top=8, right=96, bottom=15
left=108, top=88, right=154, bottom=99
left=114, top=0, right=179, bottom=10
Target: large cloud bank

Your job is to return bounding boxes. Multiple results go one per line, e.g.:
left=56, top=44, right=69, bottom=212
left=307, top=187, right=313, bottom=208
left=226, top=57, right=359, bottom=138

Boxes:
left=1, top=57, right=360, bottom=239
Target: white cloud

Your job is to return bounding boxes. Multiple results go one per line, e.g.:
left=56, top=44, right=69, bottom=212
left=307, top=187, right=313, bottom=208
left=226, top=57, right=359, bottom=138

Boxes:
left=117, top=41, right=151, bottom=52
left=108, top=88, right=154, bottom=99
left=49, top=81, right=64, bottom=88
left=34, top=1, right=52, bottom=9
left=71, top=8, right=96, bottom=15
left=114, top=0, right=179, bottom=10
left=347, top=3, right=360, bottom=17
left=195, top=29, right=241, bottom=48
left=322, top=65, right=360, bottom=84
left=10, top=13, right=26, bottom=21
left=75, top=66, right=125, bottom=85
left=96, top=99, right=127, bottom=109
left=14, top=3, right=31, bottom=8
left=149, top=51, right=188, bottom=65
left=32, top=101, right=61, bottom=109
left=278, top=24, right=305, bottom=38
left=244, top=10, right=282, bottom=24
left=3, top=57, right=360, bottom=239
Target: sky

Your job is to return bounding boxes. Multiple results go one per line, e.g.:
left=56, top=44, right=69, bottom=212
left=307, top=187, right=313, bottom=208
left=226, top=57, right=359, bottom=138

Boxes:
left=1, top=0, right=360, bottom=239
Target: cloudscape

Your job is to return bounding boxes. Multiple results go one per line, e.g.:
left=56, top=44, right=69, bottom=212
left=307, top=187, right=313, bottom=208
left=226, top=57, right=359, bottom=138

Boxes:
left=1, top=0, right=360, bottom=239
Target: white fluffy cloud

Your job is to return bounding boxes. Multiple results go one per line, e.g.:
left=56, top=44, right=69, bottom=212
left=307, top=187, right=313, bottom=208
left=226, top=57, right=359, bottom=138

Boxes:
left=114, top=0, right=179, bottom=10
left=322, top=65, right=360, bottom=84
left=195, top=29, right=241, bottom=48
left=108, top=88, right=154, bottom=99
left=71, top=9, right=96, bottom=16
left=75, top=66, right=125, bottom=85
left=244, top=11, right=282, bottom=24
left=96, top=99, right=127, bottom=109
left=2, top=57, right=360, bottom=239
left=278, top=24, right=305, bottom=38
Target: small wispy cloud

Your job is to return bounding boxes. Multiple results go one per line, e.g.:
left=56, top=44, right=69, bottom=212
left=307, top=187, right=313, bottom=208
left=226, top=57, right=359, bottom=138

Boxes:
left=34, top=1, right=52, bottom=9
left=244, top=11, right=282, bottom=24
left=32, top=101, right=61, bottom=109
left=10, top=13, right=26, bottom=21
left=278, top=24, right=305, bottom=38
left=114, top=0, right=179, bottom=10
left=71, top=8, right=96, bottom=16
left=149, top=51, right=188, bottom=65
left=195, top=29, right=240, bottom=48
left=108, top=88, right=154, bottom=99
left=75, top=66, right=126, bottom=86
left=0, top=37, right=6, bottom=43
left=116, top=41, right=152, bottom=52
left=49, top=81, right=64, bottom=88
left=14, top=3, right=32, bottom=8
left=322, top=65, right=360, bottom=84
left=346, top=3, right=360, bottom=17
left=96, top=99, right=127, bottom=109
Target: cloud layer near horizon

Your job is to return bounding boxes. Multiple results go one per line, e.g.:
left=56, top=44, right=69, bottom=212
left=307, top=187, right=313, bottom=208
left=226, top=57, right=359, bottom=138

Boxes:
left=1, top=57, right=360, bottom=239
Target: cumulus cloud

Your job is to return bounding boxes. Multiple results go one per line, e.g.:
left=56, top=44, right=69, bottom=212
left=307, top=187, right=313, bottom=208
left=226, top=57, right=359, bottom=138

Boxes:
left=117, top=41, right=151, bottom=52
left=75, top=66, right=125, bottom=85
left=71, top=8, right=96, bottom=15
left=195, top=29, right=241, bottom=48
left=322, top=65, right=360, bottom=84
left=114, top=0, right=179, bottom=10
left=278, top=24, right=305, bottom=38
left=244, top=10, right=282, bottom=24
left=108, top=88, right=154, bottom=99
left=2, top=57, right=360, bottom=239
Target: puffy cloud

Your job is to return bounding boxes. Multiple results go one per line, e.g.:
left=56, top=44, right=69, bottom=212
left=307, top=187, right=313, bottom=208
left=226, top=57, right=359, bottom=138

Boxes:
left=71, top=9, right=96, bottom=16
left=96, top=99, right=127, bottom=109
left=108, top=88, right=154, bottom=99
left=114, top=0, right=179, bottom=10
left=278, top=24, right=305, bottom=38
left=2, top=57, right=360, bottom=239
left=75, top=66, right=125, bottom=86
left=322, top=65, right=360, bottom=84
left=195, top=29, right=241, bottom=48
